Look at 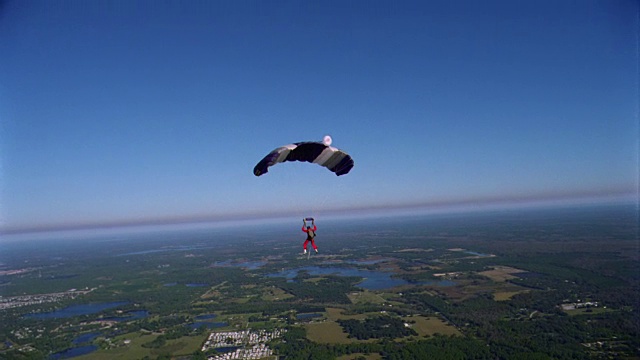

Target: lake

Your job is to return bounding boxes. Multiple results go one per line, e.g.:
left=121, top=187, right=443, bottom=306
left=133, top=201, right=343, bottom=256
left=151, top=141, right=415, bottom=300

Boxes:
left=187, top=321, right=228, bottom=330
left=49, top=345, right=97, bottom=359
left=186, top=283, right=209, bottom=287
left=101, top=310, right=149, bottom=322
left=72, top=332, right=100, bottom=345
left=188, top=313, right=226, bottom=329
left=267, top=266, right=457, bottom=290
left=195, top=313, right=218, bottom=320
left=24, top=301, right=129, bottom=319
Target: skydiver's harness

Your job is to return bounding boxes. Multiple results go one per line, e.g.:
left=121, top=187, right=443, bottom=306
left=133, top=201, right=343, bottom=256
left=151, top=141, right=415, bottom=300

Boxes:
left=306, top=229, right=316, bottom=240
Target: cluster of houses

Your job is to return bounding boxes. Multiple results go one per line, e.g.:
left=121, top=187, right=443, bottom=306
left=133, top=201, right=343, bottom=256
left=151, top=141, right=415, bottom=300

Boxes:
left=205, top=343, right=273, bottom=360
left=560, top=301, right=600, bottom=311
left=0, top=288, right=93, bottom=310
left=202, top=329, right=286, bottom=360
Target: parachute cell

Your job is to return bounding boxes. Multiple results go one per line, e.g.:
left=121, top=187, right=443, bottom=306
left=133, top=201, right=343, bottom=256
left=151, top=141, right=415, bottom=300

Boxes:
left=253, top=141, right=354, bottom=176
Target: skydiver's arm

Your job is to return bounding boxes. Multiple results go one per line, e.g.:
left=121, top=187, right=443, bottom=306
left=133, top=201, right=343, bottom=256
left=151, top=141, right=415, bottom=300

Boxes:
left=312, top=225, right=317, bottom=232
left=302, top=226, right=308, bottom=232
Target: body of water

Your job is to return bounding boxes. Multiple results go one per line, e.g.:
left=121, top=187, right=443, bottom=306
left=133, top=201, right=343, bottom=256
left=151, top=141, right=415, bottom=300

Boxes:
left=187, top=321, right=227, bottom=330
left=49, top=345, right=97, bottom=359
left=296, top=313, right=323, bottom=320
left=237, top=261, right=267, bottom=270
left=186, top=283, right=209, bottom=287
left=189, top=313, right=225, bottom=329
left=72, top=332, right=100, bottom=345
left=24, top=301, right=129, bottom=319
left=195, top=314, right=217, bottom=320
left=267, top=266, right=457, bottom=290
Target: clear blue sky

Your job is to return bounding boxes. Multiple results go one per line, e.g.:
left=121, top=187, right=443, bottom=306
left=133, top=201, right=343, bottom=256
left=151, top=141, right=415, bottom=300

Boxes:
left=1, top=0, right=638, bottom=232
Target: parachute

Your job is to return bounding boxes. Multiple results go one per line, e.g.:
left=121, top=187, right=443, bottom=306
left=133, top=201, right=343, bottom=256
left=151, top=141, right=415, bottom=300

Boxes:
left=253, top=138, right=354, bottom=176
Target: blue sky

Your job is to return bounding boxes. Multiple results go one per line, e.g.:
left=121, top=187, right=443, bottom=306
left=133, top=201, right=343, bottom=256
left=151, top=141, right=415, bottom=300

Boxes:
left=1, top=0, right=638, bottom=232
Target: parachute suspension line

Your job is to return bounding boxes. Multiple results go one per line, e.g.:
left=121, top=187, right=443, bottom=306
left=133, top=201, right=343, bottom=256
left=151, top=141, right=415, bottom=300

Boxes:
left=308, top=178, right=342, bottom=221
left=253, top=137, right=353, bottom=258
left=253, top=137, right=353, bottom=218
left=312, top=189, right=328, bottom=218
left=322, top=181, right=344, bottom=215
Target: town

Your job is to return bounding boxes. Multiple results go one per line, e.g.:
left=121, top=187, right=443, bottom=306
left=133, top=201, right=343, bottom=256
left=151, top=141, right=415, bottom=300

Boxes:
left=201, top=329, right=286, bottom=360
left=0, top=288, right=95, bottom=310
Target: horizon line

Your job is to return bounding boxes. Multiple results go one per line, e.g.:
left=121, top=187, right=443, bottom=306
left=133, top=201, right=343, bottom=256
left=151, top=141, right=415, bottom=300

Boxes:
left=1, top=190, right=636, bottom=236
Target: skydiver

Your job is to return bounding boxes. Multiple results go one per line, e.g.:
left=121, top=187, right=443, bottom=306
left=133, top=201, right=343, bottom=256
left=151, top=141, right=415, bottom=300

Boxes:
left=302, top=219, right=318, bottom=254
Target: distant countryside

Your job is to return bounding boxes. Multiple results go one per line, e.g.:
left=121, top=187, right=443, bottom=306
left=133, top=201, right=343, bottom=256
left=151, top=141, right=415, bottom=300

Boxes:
left=1, top=204, right=638, bottom=359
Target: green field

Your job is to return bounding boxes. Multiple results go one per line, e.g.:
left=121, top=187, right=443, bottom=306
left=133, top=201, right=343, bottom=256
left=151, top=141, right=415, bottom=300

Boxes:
left=405, top=316, right=461, bottom=337
left=347, top=290, right=386, bottom=304
left=493, top=290, right=529, bottom=301
left=261, top=286, right=295, bottom=301
left=305, top=308, right=393, bottom=344
left=306, top=321, right=354, bottom=344
left=326, top=307, right=373, bottom=321
left=76, top=332, right=208, bottom=360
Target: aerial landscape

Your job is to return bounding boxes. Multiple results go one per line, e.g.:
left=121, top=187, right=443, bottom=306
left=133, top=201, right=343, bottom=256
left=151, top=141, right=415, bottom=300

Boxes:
left=1, top=203, right=638, bottom=359
left=1, top=0, right=638, bottom=359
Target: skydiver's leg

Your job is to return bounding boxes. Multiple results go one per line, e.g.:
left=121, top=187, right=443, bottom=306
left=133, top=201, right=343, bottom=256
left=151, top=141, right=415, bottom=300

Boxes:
left=311, top=240, right=318, bottom=252
left=303, top=240, right=309, bottom=254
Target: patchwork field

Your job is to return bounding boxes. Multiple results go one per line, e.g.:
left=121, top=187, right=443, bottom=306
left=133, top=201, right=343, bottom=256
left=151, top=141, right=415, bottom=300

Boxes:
left=478, top=266, right=526, bottom=282
left=405, top=315, right=461, bottom=337
left=306, top=321, right=355, bottom=344
left=305, top=308, right=387, bottom=344
left=494, top=290, right=529, bottom=301
left=325, top=307, right=371, bottom=321
left=200, top=281, right=228, bottom=299
left=347, top=290, right=386, bottom=304
left=261, top=286, right=295, bottom=301
left=305, top=308, right=461, bottom=344
left=75, top=332, right=208, bottom=360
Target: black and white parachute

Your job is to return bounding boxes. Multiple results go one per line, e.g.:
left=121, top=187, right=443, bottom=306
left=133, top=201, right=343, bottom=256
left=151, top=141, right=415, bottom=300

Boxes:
left=253, top=136, right=354, bottom=176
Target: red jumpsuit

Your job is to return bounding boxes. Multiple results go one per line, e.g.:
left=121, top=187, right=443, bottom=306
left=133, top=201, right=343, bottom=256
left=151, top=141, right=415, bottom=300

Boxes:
left=302, top=225, right=318, bottom=251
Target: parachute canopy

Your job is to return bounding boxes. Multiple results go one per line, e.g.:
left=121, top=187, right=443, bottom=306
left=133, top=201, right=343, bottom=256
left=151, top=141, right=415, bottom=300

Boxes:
left=253, top=140, right=354, bottom=176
